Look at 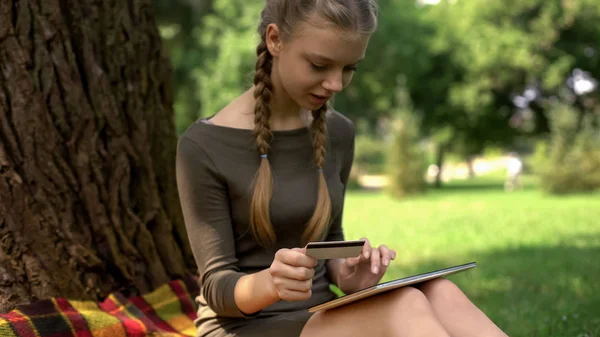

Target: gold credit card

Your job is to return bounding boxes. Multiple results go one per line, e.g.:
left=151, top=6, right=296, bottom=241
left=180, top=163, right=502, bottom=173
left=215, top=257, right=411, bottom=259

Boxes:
left=305, top=240, right=365, bottom=260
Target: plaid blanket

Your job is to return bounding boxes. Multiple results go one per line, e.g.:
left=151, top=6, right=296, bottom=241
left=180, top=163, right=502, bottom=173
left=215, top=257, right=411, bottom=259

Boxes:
left=0, top=277, right=200, bottom=337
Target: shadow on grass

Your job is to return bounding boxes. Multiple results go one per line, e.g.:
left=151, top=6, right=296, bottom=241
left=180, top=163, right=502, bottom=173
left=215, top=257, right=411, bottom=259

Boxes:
left=426, top=176, right=539, bottom=193
left=427, top=182, right=508, bottom=192
left=383, top=233, right=600, bottom=337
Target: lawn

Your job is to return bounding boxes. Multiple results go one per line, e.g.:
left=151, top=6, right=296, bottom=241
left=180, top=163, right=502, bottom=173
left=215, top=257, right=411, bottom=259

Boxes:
left=342, top=175, right=600, bottom=337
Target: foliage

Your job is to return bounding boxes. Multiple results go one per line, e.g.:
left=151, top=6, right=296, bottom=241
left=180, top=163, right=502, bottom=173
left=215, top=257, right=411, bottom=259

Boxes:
left=354, top=135, right=387, bottom=175
left=409, top=0, right=600, bottom=162
left=155, top=0, right=600, bottom=175
left=333, top=0, right=435, bottom=125
left=194, top=1, right=264, bottom=117
left=153, top=0, right=214, bottom=134
left=531, top=104, right=600, bottom=194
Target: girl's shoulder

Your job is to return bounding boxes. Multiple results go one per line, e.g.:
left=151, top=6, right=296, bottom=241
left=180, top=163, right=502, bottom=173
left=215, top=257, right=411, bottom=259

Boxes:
left=178, top=115, right=257, bottom=153
left=178, top=108, right=356, bottom=153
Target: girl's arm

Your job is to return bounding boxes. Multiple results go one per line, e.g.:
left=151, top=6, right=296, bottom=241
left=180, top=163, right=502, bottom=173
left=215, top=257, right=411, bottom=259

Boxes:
left=234, top=270, right=279, bottom=314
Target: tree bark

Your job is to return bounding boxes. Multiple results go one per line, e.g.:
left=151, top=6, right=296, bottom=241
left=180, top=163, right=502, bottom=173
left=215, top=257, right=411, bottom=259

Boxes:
left=0, top=0, right=195, bottom=312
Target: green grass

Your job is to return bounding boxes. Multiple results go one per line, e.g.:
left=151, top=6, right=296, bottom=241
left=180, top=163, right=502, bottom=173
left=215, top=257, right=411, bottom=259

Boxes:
left=342, top=175, right=600, bottom=337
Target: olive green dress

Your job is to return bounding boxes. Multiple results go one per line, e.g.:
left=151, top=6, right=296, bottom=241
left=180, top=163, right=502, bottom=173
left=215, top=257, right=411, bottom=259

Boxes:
left=175, top=110, right=355, bottom=337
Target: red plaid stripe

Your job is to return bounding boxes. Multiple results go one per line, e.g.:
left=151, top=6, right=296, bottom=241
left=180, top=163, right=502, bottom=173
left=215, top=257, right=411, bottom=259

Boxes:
left=1, top=311, right=37, bottom=337
left=53, top=298, right=93, bottom=337
left=111, top=293, right=160, bottom=334
left=98, top=296, right=146, bottom=336
left=129, top=296, right=178, bottom=333
left=170, top=280, right=197, bottom=321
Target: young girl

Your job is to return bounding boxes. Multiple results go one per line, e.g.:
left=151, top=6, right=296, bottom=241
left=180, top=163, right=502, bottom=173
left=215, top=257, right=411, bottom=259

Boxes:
left=176, top=0, right=509, bottom=336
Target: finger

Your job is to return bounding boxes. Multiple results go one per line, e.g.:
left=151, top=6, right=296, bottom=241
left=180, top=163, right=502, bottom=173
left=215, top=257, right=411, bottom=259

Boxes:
left=274, top=264, right=315, bottom=281
left=378, top=245, right=393, bottom=267
left=295, top=247, right=319, bottom=266
left=345, top=256, right=361, bottom=268
left=370, top=248, right=381, bottom=274
left=279, top=278, right=313, bottom=292
left=280, top=249, right=317, bottom=268
left=292, top=247, right=306, bottom=254
left=279, top=289, right=312, bottom=302
left=360, top=238, right=372, bottom=259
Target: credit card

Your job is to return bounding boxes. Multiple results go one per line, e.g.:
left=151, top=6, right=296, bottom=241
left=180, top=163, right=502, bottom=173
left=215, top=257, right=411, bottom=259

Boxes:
left=305, top=240, right=365, bottom=260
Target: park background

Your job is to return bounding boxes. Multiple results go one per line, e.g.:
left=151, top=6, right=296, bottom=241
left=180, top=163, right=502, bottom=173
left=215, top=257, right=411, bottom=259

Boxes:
left=159, top=1, right=600, bottom=334
left=0, top=0, right=599, bottom=336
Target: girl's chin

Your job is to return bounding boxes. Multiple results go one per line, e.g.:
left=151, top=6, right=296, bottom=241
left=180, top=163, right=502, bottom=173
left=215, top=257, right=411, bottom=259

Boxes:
left=279, top=93, right=328, bottom=111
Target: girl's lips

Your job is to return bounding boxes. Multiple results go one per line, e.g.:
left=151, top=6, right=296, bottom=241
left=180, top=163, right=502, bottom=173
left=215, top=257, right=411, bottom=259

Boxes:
left=310, top=94, right=331, bottom=105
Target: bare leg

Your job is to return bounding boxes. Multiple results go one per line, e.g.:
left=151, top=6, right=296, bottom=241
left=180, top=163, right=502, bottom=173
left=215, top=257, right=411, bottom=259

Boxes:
left=300, top=286, right=450, bottom=337
left=418, top=278, right=509, bottom=337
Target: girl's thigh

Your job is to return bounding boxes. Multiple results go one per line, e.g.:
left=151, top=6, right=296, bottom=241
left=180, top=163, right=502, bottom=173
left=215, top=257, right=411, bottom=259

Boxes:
left=300, top=286, right=450, bottom=337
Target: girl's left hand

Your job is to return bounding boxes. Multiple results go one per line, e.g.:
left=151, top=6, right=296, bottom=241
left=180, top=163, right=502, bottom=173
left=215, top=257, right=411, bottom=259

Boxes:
left=335, top=238, right=396, bottom=294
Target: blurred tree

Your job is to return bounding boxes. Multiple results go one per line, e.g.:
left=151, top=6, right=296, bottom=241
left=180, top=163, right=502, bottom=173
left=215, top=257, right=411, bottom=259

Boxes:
left=194, top=0, right=263, bottom=117
left=0, top=0, right=194, bottom=312
left=387, top=76, right=427, bottom=197
left=152, top=0, right=214, bottom=134
left=439, top=0, right=598, bottom=133
left=334, top=0, right=435, bottom=128
left=408, top=0, right=600, bottom=186
left=532, top=103, right=600, bottom=194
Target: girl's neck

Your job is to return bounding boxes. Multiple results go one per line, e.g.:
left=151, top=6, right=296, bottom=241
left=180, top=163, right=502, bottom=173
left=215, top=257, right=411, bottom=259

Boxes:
left=244, top=87, right=311, bottom=131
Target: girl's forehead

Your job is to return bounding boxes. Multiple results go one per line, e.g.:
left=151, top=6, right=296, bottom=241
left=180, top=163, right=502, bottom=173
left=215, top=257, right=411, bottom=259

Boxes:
left=290, top=24, right=369, bottom=63
left=292, top=17, right=363, bottom=40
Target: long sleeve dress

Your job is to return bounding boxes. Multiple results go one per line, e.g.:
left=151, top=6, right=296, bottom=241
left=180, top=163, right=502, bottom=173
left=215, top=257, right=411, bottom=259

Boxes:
left=175, top=110, right=355, bottom=337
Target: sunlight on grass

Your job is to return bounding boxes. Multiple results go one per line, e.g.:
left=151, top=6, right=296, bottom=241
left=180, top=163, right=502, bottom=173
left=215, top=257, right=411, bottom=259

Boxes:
left=341, top=177, right=600, bottom=337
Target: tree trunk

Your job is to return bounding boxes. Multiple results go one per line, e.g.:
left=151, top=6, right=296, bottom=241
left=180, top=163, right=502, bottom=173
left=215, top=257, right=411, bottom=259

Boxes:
left=0, top=0, right=195, bottom=312
left=466, top=155, right=475, bottom=179
left=434, top=144, right=446, bottom=188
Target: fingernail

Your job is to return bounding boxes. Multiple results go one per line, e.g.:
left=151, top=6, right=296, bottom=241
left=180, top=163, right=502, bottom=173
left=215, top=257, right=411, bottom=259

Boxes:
left=365, top=251, right=370, bottom=258
left=384, top=259, right=389, bottom=266
left=372, top=267, right=379, bottom=274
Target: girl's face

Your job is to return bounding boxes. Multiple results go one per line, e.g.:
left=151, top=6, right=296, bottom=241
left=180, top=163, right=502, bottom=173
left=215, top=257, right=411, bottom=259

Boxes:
left=267, top=18, right=371, bottom=110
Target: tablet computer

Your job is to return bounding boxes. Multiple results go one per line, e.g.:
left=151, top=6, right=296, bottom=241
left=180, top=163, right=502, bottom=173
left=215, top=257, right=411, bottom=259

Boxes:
left=308, top=261, right=477, bottom=313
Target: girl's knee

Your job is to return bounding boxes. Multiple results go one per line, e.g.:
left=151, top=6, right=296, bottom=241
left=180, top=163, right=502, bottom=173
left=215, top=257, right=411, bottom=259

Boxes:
left=418, top=278, right=465, bottom=304
left=385, top=286, right=432, bottom=314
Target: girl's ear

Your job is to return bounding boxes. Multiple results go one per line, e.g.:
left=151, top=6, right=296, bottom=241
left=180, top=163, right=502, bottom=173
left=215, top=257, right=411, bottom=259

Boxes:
left=265, top=23, right=283, bottom=57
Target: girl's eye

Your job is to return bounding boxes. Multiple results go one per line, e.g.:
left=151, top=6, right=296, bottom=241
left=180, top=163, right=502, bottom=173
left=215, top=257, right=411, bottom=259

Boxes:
left=310, top=62, right=358, bottom=72
left=311, top=63, right=327, bottom=71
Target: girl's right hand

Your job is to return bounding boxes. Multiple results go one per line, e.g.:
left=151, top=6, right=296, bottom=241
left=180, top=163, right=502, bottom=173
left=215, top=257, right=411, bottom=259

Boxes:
left=269, top=247, right=317, bottom=302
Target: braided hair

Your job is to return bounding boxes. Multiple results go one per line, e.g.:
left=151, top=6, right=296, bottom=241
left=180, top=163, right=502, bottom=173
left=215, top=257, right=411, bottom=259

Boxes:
left=302, top=104, right=331, bottom=244
left=249, top=38, right=277, bottom=245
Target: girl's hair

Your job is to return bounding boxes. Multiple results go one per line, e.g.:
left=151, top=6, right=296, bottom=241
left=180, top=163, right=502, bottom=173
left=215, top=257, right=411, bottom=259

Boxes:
left=250, top=0, right=378, bottom=247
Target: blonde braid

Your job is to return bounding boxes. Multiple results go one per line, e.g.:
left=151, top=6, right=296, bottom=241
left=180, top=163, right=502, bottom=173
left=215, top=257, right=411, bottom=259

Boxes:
left=302, top=104, right=332, bottom=244
left=250, top=39, right=276, bottom=246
